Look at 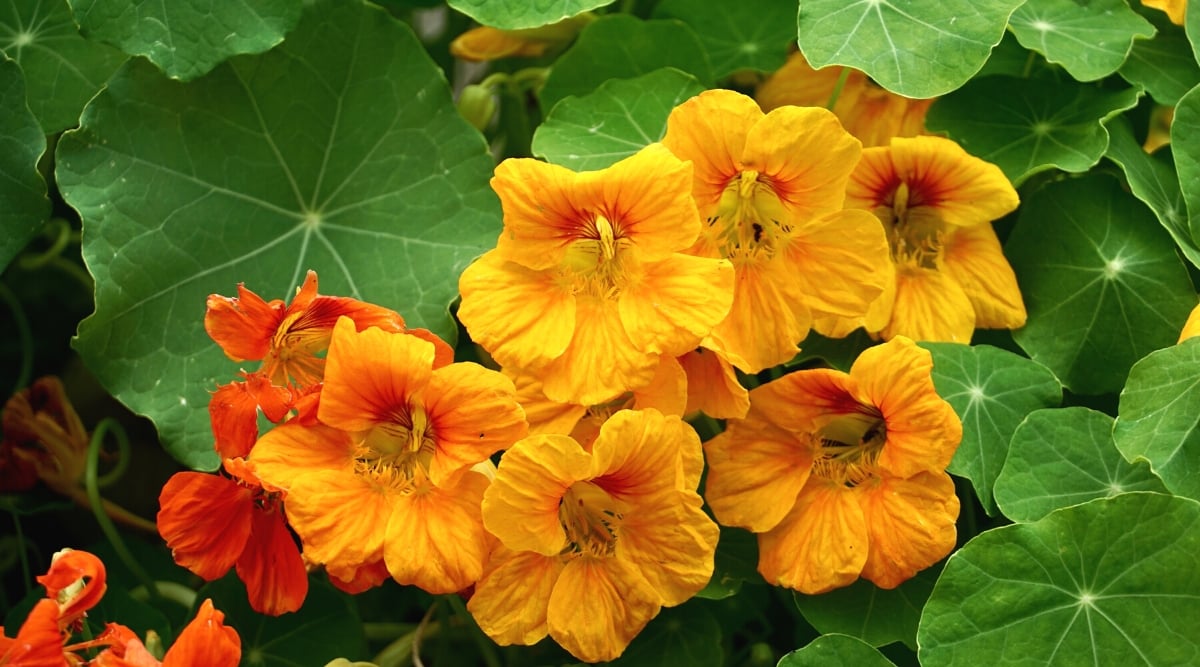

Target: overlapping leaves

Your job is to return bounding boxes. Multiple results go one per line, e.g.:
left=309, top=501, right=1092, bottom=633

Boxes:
left=0, top=57, right=49, bottom=271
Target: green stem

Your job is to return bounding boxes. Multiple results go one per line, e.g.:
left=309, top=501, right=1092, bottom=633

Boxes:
left=1021, top=49, right=1037, bottom=79
left=825, top=67, right=852, bottom=111
left=85, top=418, right=162, bottom=602
left=15, top=218, right=72, bottom=270
left=0, top=281, right=33, bottom=393
left=11, top=510, right=32, bottom=596
left=446, top=594, right=501, bottom=667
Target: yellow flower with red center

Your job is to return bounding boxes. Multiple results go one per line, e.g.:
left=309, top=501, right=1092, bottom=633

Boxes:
left=467, top=409, right=717, bottom=663
left=250, top=317, right=528, bottom=594
left=704, top=337, right=961, bottom=593
left=661, top=89, right=890, bottom=372
left=842, top=136, right=1025, bottom=343
left=457, top=144, right=735, bottom=405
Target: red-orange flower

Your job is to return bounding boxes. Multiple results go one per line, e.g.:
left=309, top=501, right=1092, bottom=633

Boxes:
left=92, top=599, right=240, bottom=667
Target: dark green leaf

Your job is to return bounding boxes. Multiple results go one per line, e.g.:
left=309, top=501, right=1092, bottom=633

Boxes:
left=1120, top=10, right=1200, bottom=105
left=70, top=0, right=302, bottom=81
left=697, top=525, right=759, bottom=600
left=652, top=0, right=795, bottom=78
left=1009, top=0, right=1154, bottom=82
left=793, top=566, right=938, bottom=651
left=447, top=0, right=616, bottom=30
left=0, top=56, right=49, bottom=271
left=778, top=634, right=897, bottom=667
left=56, top=0, right=501, bottom=470
left=1006, top=173, right=1195, bottom=394
left=610, top=602, right=724, bottom=667
left=1174, top=84, right=1200, bottom=242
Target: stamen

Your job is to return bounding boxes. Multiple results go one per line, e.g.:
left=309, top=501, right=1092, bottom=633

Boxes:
left=558, top=481, right=628, bottom=558
left=811, top=409, right=886, bottom=487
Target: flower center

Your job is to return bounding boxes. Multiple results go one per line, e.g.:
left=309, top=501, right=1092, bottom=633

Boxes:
left=558, top=481, right=628, bottom=558
left=355, top=404, right=435, bottom=493
left=706, top=170, right=792, bottom=263
left=883, top=182, right=944, bottom=270
left=811, top=408, right=887, bottom=487
left=560, top=215, right=632, bottom=298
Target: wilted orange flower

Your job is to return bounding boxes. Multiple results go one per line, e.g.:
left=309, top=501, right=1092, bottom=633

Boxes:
left=842, top=135, right=1024, bottom=343
left=704, top=337, right=961, bottom=593
left=1142, top=0, right=1186, bottom=24
left=93, top=599, right=240, bottom=667
left=157, top=459, right=307, bottom=616
left=468, top=409, right=718, bottom=663
left=756, top=52, right=933, bottom=148
left=458, top=144, right=734, bottom=405
left=250, top=317, right=528, bottom=594
left=661, top=89, right=890, bottom=372
left=1, top=549, right=108, bottom=665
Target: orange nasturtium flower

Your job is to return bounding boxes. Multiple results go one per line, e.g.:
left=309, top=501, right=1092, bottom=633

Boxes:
left=842, top=136, right=1025, bottom=343
left=661, top=89, right=890, bottom=373
left=756, top=52, right=934, bottom=149
left=92, top=599, right=240, bottom=667
left=250, top=317, right=528, bottom=594
left=449, top=15, right=589, bottom=62
left=457, top=144, right=735, bottom=405
left=467, top=409, right=718, bottom=663
left=704, top=337, right=961, bottom=593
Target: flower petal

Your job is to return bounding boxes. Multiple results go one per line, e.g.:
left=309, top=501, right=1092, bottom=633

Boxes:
left=283, top=469, right=391, bottom=572
left=162, top=599, right=241, bottom=667
left=483, top=434, right=591, bottom=554
left=157, top=473, right=253, bottom=581
left=888, top=136, right=1019, bottom=227
left=703, top=417, right=814, bottom=532
left=757, top=479, right=868, bottom=594
left=423, top=363, right=528, bottom=487
left=235, top=506, right=308, bottom=616
left=591, top=409, right=701, bottom=499
left=941, top=223, right=1026, bottom=330
left=662, top=89, right=760, bottom=212
left=859, top=471, right=959, bottom=589
left=618, top=253, right=734, bottom=356
left=617, top=489, right=718, bottom=606
left=491, top=158, right=591, bottom=270
left=1, top=599, right=67, bottom=665
left=881, top=265, right=975, bottom=343
left=547, top=558, right=660, bottom=663
left=249, top=422, right=357, bottom=494
left=204, top=283, right=281, bottom=362
left=468, top=546, right=563, bottom=646
left=783, top=208, right=890, bottom=320
left=539, top=297, right=658, bottom=405
left=319, top=317, right=434, bottom=432
left=679, top=346, right=749, bottom=419
left=707, top=259, right=806, bottom=373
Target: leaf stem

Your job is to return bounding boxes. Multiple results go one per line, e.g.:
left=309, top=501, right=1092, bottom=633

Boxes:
left=825, top=67, right=852, bottom=111
left=0, top=281, right=33, bottom=393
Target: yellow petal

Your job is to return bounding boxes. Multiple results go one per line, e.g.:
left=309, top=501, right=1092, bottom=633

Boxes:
left=468, top=545, right=563, bottom=646
left=889, top=136, right=1019, bottom=227
left=590, top=409, right=702, bottom=498
left=679, top=346, right=750, bottom=420
left=881, top=265, right=975, bottom=343
left=423, top=362, right=529, bottom=487
left=662, top=89, right=761, bottom=214
left=757, top=479, right=868, bottom=594
left=617, top=489, right=719, bottom=606
left=783, top=208, right=890, bottom=321
left=548, top=558, right=660, bottom=663
left=491, top=158, right=588, bottom=270
left=859, top=471, right=959, bottom=589
left=703, top=417, right=814, bottom=532
left=618, top=253, right=734, bottom=356
left=631, top=355, right=689, bottom=418
left=941, top=224, right=1026, bottom=330
left=1180, top=303, right=1200, bottom=343
left=539, top=296, right=658, bottom=405
left=319, top=317, right=434, bottom=432
left=707, top=258, right=806, bottom=372
left=509, top=371, right=589, bottom=435
left=483, top=434, right=592, bottom=554
left=283, top=469, right=390, bottom=572
left=249, top=422, right=356, bottom=493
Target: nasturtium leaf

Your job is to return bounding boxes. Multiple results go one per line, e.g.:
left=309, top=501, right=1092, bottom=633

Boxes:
left=1114, top=338, right=1200, bottom=502
left=531, top=68, right=703, bottom=171
left=1175, top=84, right=1200, bottom=241
left=1104, top=114, right=1199, bottom=268
left=920, top=343, right=1062, bottom=516
left=795, top=0, right=1023, bottom=98
left=789, top=330, right=876, bottom=373
left=995, top=407, right=1168, bottom=523
left=778, top=634, right=897, bottom=667
left=1006, top=174, right=1196, bottom=395
left=918, top=493, right=1200, bottom=666
left=56, top=0, right=501, bottom=470
left=199, top=574, right=365, bottom=666
left=652, top=0, right=795, bottom=78
left=698, top=525, right=759, bottom=600
left=1008, top=0, right=1154, bottom=82
left=975, top=31, right=1039, bottom=79
left=0, top=57, right=49, bottom=272
left=538, top=14, right=712, bottom=114
left=447, top=0, right=615, bottom=30
left=1188, top=0, right=1200, bottom=66
left=793, top=565, right=938, bottom=650
left=0, top=0, right=126, bottom=133
left=1119, top=10, right=1200, bottom=106
left=610, top=603, right=723, bottom=667
left=925, top=75, right=1141, bottom=185
left=69, top=0, right=302, bottom=81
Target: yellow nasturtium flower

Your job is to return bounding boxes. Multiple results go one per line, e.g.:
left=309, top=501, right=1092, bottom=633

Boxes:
left=1142, top=0, right=1186, bottom=24
left=704, top=337, right=962, bottom=593
left=1179, top=303, right=1200, bottom=342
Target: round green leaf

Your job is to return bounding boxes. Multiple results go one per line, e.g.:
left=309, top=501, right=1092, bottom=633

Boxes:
left=69, top=0, right=302, bottom=81
left=1174, top=84, right=1200, bottom=242
left=1120, top=10, right=1200, bottom=106
left=926, top=75, right=1141, bottom=186
left=610, top=602, right=723, bottom=667
left=652, top=0, right=795, bottom=78
left=0, top=56, right=49, bottom=271
left=448, top=0, right=615, bottom=30
left=56, top=0, right=501, bottom=470
left=0, top=0, right=126, bottom=132
left=921, top=343, right=1062, bottom=516
left=538, top=14, right=712, bottom=114
left=1114, top=338, right=1200, bottom=502
left=778, top=635, right=897, bottom=667
left=531, top=68, right=703, bottom=171
left=795, top=0, right=1023, bottom=98
left=1006, top=173, right=1196, bottom=395
left=918, top=492, right=1200, bottom=666
left=793, top=566, right=938, bottom=651
left=995, top=407, right=1168, bottom=522
left=1009, top=0, right=1154, bottom=82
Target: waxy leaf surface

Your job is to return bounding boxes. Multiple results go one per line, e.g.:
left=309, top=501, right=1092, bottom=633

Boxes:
left=1174, top=84, right=1200, bottom=241
left=792, top=566, right=938, bottom=651
left=0, top=56, right=49, bottom=271
left=610, top=603, right=723, bottom=667
left=1119, top=11, right=1200, bottom=105
left=57, top=1, right=500, bottom=470
left=652, top=0, right=795, bottom=78
left=1009, top=0, right=1154, bottom=82
left=778, top=635, right=896, bottom=667
left=447, top=0, right=615, bottom=30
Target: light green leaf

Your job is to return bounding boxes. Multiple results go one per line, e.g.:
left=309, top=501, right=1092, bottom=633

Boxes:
left=1188, top=0, right=1200, bottom=66
left=793, top=566, right=938, bottom=651
left=1008, top=0, right=1154, bottom=82
left=538, top=14, right=712, bottom=114
left=918, top=493, right=1200, bottom=666
left=795, top=0, right=1023, bottom=98
left=69, top=0, right=302, bottom=81
left=1104, top=114, right=1199, bottom=268
left=778, top=635, right=897, bottom=667
left=1174, top=84, right=1200, bottom=242
left=995, top=407, right=1168, bottom=522
left=56, top=1, right=500, bottom=470
left=652, top=0, right=796, bottom=78
left=0, top=56, right=49, bottom=271
left=0, top=0, right=126, bottom=133
left=1006, top=174, right=1196, bottom=395
left=610, top=603, right=724, bottom=667
left=1114, top=338, right=1200, bottom=502
left=1120, top=9, right=1200, bottom=105
left=921, top=343, right=1061, bottom=515
left=447, top=0, right=615, bottom=30
left=925, top=75, right=1141, bottom=185
left=531, top=68, right=703, bottom=171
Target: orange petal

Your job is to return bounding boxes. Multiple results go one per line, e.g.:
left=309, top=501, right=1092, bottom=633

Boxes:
left=318, top=317, right=434, bottom=431
left=631, top=355, right=689, bottom=418
left=783, top=208, right=890, bottom=321
left=0, top=599, right=65, bottom=665
left=859, top=471, right=959, bottom=589
left=547, top=558, right=660, bottom=663
left=162, top=599, right=241, bottom=667
left=707, top=259, right=806, bottom=373
left=209, top=375, right=290, bottom=460
left=889, top=136, right=1019, bottom=227
left=248, top=422, right=357, bottom=494
left=468, top=546, right=563, bottom=646
left=509, top=371, right=588, bottom=435
left=618, top=253, right=734, bottom=356
left=157, top=473, right=253, bottom=581
left=591, top=409, right=701, bottom=499
left=757, top=479, right=868, bottom=593
left=662, top=89, right=760, bottom=213
left=423, top=363, right=529, bottom=487
left=283, top=469, right=391, bottom=572
left=204, top=283, right=282, bottom=362
left=941, top=224, right=1026, bottom=330
left=881, top=265, right=975, bottom=343
left=679, top=346, right=748, bottom=419
left=326, top=559, right=390, bottom=595
left=539, top=297, right=658, bottom=405
left=616, top=489, right=718, bottom=606
left=750, top=367, right=863, bottom=435
left=483, top=434, right=591, bottom=554
left=703, top=417, right=814, bottom=532
left=491, top=158, right=592, bottom=270
left=37, top=549, right=107, bottom=628
left=450, top=26, right=549, bottom=61
left=235, top=506, right=308, bottom=616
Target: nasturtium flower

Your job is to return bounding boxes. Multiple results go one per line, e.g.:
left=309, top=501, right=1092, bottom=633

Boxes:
left=458, top=144, right=735, bottom=405
left=449, top=16, right=589, bottom=62
left=468, top=409, right=717, bottom=663
left=250, top=317, right=528, bottom=594
left=678, top=346, right=749, bottom=420
left=661, top=89, right=890, bottom=372
left=1, top=376, right=89, bottom=497
left=843, top=135, right=1025, bottom=343
left=1142, top=0, right=1186, bottom=24
left=93, top=599, right=240, bottom=667
left=1, top=549, right=107, bottom=664
left=704, top=337, right=961, bottom=593
left=1179, top=302, right=1200, bottom=342
left=756, top=52, right=933, bottom=148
